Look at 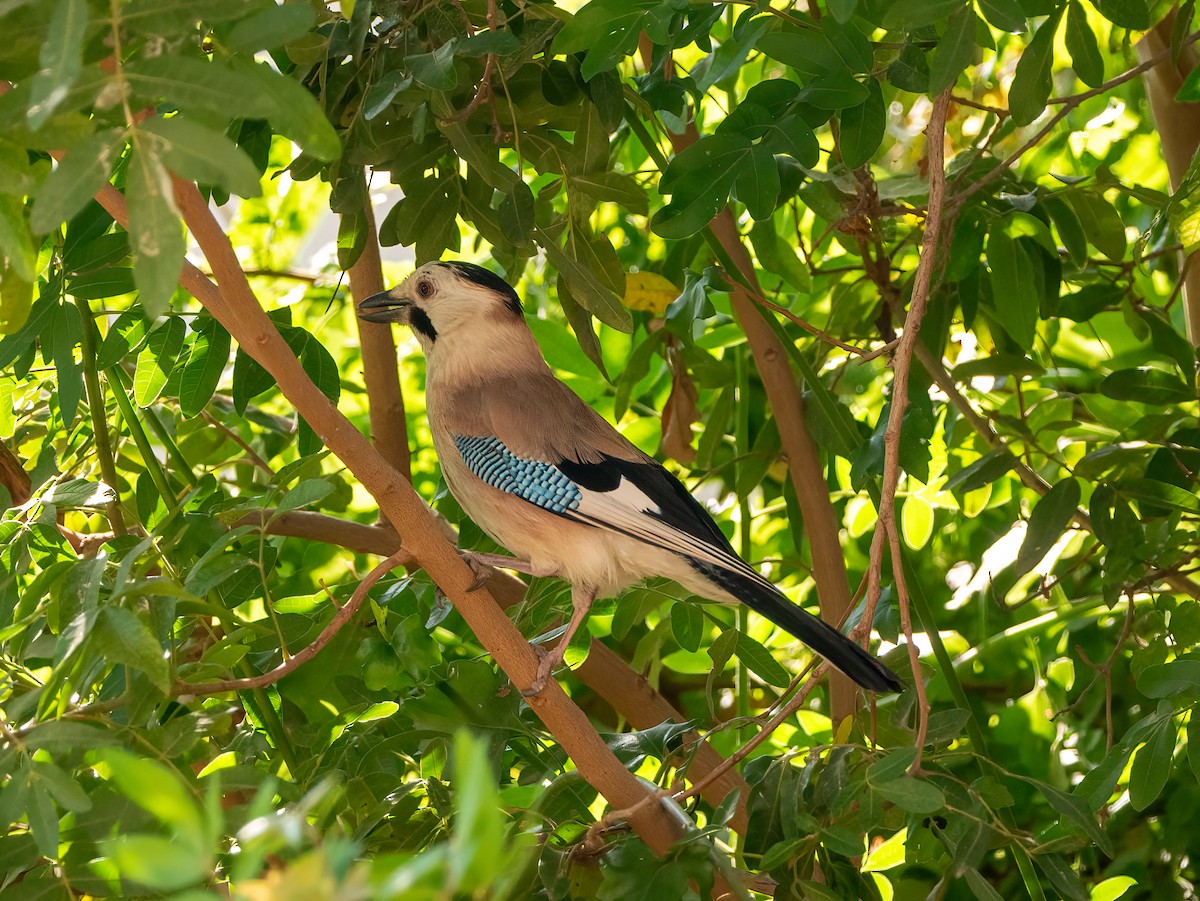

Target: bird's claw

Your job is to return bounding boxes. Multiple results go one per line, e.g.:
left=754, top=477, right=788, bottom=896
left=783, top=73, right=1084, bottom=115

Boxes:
left=459, top=551, right=496, bottom=592
left=521, top=645, right=555, bottom=697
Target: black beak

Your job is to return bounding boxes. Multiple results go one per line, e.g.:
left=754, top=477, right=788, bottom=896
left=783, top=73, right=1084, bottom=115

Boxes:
left=357, top=289, right=411, bottom=324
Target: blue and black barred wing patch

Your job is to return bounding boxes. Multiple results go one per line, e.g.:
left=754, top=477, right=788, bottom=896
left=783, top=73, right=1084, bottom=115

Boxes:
left=454, top=435, right=582, bottom=515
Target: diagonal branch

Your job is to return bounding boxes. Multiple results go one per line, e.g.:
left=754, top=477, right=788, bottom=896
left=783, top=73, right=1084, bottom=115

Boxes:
left=88, top=177, right=692, bottom=860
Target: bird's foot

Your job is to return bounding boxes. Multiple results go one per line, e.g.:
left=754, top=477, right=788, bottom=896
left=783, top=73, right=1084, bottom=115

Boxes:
left=458, top=551, right=499, bottom=592
left=521, top=645, right=559, bottom=697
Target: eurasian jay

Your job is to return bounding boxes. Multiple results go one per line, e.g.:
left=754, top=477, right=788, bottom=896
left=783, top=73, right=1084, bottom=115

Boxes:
left=358, top=261, right=902, bottom=695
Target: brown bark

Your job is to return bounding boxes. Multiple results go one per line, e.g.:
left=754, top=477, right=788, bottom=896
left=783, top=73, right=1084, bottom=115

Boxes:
left=348, top=197, right=413, bottom=479
left=0, top=440, right=31, bottom=506
left=1134, top=12, right=1200, bottom=342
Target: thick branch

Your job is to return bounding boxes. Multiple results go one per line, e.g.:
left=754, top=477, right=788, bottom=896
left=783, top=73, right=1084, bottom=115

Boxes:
left=348, top=193, right=412, bottom=479
left=1137, top=13, right=1200, bottom=344
left=88, top=178, right=689, bottom=858
left=0, top=440, right=31, bottom=506
left=638, top=37, right=863, bottom=723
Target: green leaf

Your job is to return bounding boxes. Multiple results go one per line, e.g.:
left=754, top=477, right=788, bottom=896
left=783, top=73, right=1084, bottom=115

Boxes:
left=839, top=79, right=885, bottom=168
left=1043, top=194, right=1088, bottom=265
left=1066, top=192, right=1127, bottom=260
left=67, top=267, right=136, bottom=300
left=1100, top=368, right=1193, bottom=404
left=1009, top=8, right=1063, bottom=125
left=127, top=141, right=185, bottom=318
left=868, top=748, right=918, bottom=782
left=275, top=478, right=333, bottom=515
left=98, top=747, right=204, bottom=830
left=31, top=130, right=124, bottom=234
left=1065, top=2, right=1104, bottom=88
left=407, top=39, right=459, bottom=91
left=965, top=868, right=1007, bottom=901
left=0, top=195, right=36, bottom=283
left=1092, top=0, right=1150, bottom=29
left=27, top=0, right=88, bottom=130
left=109, top=834, right=210, bottom=892
left=735, top=632, right=791, bottom=688
left=1128, top=717, right=1177, bottom=810
left=929, top=7, right=977, bottom=93
left=1039, top=783, right=1114, bottom=856
left=874, top=776, right=945, bottom=813
left=944, top=449, right=1016, bottom=492
left=92, top=606, right=170, bottom=694
left=498, top=181, right=535, bottom=246
left=1035, top=853, right=1087, bottom=901
left=449, top=729, right=506, bottom=889
left=553, top=0, right=666, bottom=82
left=140, top=117, right=263, bottom=199
left=987, top=229, right=1038, bottom=349
left=0, top=262, right=34, bottom=334
left=671, top=602, right=704, bottom=652
left=41, top=478, right=115, bottom=507
left=224, top=2, right=316, bottom=52
left=1014, top=477, right=1080, bottom=577
left=537, top=227, right=631, bottom=331
left=235, top=60, right=342, bottom=161
left=654, top=134, right=750, bottom=238
left=732, top=142, right=780, bottom=220
left=882, top=0, right=968, bottom=29
left=1136, top=660, right=1200, bottom=697
left=1118, top=477, right=1200, bottom=514
left=1091, top=877, right=1137, bottom=901
left=126, top=55, right=274, bottom=119
left=26, top=784, right=59, bottom=859
left=978, top=0, right=1027, bottom=31
left=134, top=316, right=186, bottom=406
left=179, top=316, right=230, bottom=417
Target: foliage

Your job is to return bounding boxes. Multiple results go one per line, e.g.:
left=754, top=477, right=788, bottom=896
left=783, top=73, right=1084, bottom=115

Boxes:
left=0, top=0, right=1199, bottom=899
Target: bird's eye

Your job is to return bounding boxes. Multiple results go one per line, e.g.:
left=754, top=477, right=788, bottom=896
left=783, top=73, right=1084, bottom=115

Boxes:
left=417, top=280, right=433, bottom=298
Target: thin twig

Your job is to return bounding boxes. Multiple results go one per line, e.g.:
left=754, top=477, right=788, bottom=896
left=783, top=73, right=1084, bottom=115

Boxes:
left=177, top=549, right=408, bottom=695
left=951, top=29, right=1200, bottom=206
left=862, top=88, right=954, bottom=773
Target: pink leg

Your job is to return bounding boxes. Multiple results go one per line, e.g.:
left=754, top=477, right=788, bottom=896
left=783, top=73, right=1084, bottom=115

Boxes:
left=523, top=584, right=597, bottom=696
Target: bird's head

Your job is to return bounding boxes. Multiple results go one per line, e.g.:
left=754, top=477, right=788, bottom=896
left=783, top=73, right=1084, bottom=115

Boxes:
left=356, top=261, right=524, bottom=348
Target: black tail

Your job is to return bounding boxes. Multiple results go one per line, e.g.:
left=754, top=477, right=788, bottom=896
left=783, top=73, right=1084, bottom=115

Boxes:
left=690, top=559, right=903, bottom=693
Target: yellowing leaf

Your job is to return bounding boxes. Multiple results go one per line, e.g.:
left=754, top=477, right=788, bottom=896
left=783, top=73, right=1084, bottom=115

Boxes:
left=622, top=271, right=678, bottom=314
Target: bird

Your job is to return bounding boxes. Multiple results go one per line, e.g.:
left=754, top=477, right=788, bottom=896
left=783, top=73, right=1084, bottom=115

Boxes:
left=358, top=260, right=902, bottom=696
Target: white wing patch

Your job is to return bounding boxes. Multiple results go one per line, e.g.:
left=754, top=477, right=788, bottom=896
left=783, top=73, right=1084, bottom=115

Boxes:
left=570, top=475, right=750, bottom=574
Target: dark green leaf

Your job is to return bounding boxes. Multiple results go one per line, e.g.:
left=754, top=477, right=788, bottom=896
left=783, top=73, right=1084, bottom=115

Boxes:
left=179, top=316, right=230, bottom=417
left=883, top=0, right=968, bottom=29
left=224, top=2, right=315, bottom=52
left=1100, top=368, right=1193, bottom=404
left=929, top=7, right=977, bottom=93
left=1137, top=660, right=1200, bottom=697
left=1065, top=2, right=1104, bottom=87
left=735, top=632, right=791, bottom=688
left=1093, top=0, right=1150, bottom=29
left=1014, top=477, right=1080, bottom=577
left=1066, top=192, right=1127, bottom=260
left=732, top=142, right=780, bottom=220
left=1129, top=717, right=1177, bottom=810
left=839, top=79, right=885, bottom=168
left=945, top=449, right=1017, bottom=492
left=134, top=317, right=186, bottom=406
left=671, top=602, right=704, bottom=652
left=1009, top=8, right=1063, bottom=125
left=874, top=776, right=945, bottom=813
